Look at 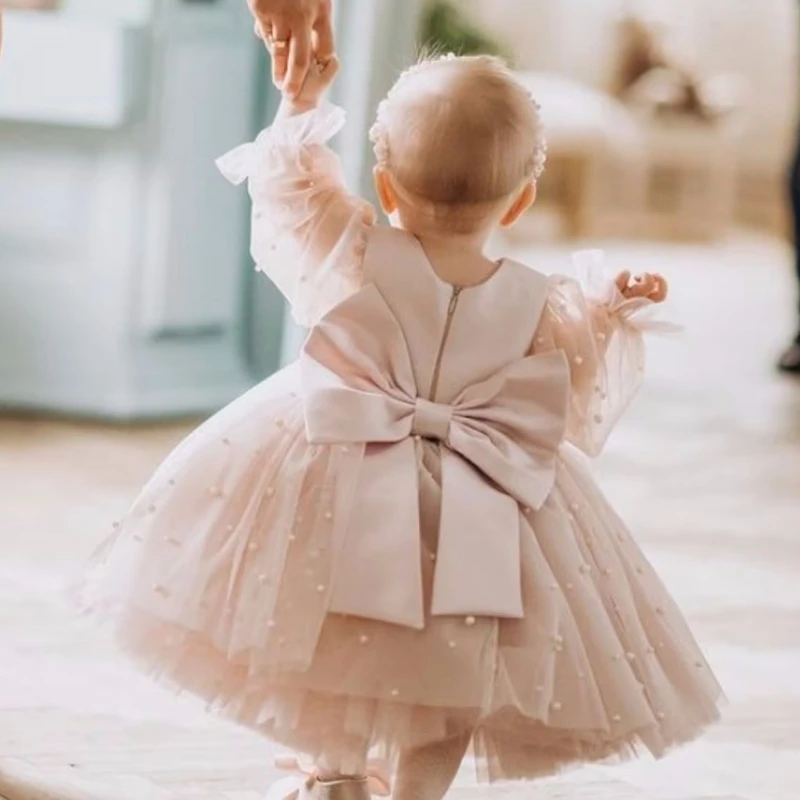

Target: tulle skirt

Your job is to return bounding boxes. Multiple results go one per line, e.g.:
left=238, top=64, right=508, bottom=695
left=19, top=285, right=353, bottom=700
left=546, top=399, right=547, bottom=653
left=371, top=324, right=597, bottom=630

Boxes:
left=75, top=363, right=723, bottom=781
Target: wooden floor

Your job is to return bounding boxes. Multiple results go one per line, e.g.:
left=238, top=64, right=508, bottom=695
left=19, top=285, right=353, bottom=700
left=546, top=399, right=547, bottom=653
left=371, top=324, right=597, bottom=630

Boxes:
left=1, top=233, right=799, bottom=800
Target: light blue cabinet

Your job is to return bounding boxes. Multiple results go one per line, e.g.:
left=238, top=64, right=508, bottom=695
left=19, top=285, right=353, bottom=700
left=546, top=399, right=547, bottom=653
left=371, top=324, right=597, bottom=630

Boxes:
left=0, top=2, right=259, bottom=417
left=0, top=0, right=422, bottom=418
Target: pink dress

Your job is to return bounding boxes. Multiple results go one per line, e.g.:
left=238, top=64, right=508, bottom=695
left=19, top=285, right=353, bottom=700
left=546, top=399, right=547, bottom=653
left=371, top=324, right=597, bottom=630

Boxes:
left=77, top=103, right=723, bottom=781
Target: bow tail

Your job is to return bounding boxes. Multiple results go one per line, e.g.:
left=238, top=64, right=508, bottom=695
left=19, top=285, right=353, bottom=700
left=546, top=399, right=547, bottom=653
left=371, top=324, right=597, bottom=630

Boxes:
left=328, top=439, right=426, bottom=629
left=431, top=451, right=524, bottom=619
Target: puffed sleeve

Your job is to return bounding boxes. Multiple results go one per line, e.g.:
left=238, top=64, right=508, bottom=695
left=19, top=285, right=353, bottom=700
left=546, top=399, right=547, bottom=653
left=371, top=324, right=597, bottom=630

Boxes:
left=535, top=250, right=679, bottom=457
left=216, top=102, right=377, bottom=327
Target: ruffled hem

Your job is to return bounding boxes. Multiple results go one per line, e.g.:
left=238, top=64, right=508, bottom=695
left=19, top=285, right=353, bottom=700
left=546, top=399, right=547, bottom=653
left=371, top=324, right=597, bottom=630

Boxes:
left=73, top=343, right=723, bottom=782
left=75, top=601, right=722, bottom=783
left=73, top=377, right=724, bottom=781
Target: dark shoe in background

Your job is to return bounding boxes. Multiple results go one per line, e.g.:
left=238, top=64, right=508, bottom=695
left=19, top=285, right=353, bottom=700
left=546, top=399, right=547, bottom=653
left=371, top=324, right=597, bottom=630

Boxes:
left=778, top=340, right=800, bottom=374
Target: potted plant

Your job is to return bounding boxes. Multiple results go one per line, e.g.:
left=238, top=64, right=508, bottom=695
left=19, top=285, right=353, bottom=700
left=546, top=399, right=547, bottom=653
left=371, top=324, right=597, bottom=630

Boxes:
left=419, top=0, right=509, bottom=61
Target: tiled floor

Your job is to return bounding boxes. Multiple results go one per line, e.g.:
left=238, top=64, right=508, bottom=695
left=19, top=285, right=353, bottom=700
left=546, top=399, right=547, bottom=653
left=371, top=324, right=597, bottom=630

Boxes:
left=1, top=232, right=799, bottom=800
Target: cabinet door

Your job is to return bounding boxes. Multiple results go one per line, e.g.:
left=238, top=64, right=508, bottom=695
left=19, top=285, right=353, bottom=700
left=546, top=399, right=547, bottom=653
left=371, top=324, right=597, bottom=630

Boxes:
left=244, top=51, right=286, bottom=380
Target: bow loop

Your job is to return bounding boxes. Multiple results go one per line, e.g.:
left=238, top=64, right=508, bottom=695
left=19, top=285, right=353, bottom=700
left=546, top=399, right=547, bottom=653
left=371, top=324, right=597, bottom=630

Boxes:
left=301, top=285, right=570, bottom=628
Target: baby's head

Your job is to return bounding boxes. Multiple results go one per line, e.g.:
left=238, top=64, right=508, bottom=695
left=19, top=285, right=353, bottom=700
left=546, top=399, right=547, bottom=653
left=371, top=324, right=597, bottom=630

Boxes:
left=370, top=54, right=546, bottom=237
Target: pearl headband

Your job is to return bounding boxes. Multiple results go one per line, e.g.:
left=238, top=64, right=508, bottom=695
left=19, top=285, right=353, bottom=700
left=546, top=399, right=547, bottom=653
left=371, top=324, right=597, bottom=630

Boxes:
left=368, top=53, right=548, bottom=183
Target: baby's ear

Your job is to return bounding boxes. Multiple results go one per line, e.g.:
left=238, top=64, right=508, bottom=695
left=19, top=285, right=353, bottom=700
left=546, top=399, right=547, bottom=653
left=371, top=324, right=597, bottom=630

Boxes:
left=499, top=182, right=537, bottom=228
left=373, top=166, right=398, bottom=215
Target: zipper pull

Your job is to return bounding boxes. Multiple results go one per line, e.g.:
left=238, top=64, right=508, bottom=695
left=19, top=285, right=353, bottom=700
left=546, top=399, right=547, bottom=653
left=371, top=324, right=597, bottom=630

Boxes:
left=448, top=287, right=461, bottom=315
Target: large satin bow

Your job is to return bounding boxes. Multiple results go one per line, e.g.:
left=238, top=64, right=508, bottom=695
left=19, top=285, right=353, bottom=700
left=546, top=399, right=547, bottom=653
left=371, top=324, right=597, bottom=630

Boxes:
left=302, top=285, right=570, bottom=630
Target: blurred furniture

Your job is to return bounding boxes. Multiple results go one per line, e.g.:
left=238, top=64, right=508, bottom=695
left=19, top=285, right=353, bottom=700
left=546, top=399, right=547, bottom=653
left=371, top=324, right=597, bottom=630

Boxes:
left=0, top=11, right=142, bottom=127
left=0, top=3, right=260, bottom=418
left=0, top=0, right=427, bottom=417
left=513, top=72, right=647, bottom=239
left=633, top=113, right=742, bottom=240
left=611, top=16, right=745, bottom=240
left=466, top=0, right=791, bottom=240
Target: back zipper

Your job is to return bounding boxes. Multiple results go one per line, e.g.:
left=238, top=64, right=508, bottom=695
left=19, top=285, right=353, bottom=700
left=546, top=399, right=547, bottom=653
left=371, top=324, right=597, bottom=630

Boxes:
left=428, top=286, right=462, bottom=401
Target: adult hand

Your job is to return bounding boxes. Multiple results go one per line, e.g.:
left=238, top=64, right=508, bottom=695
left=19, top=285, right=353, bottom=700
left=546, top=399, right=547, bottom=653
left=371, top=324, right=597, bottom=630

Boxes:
left=249, top=0, right=335, bottom=98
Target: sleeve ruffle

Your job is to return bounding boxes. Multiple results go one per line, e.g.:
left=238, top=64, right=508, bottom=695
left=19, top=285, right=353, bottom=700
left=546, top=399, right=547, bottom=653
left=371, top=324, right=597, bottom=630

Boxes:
left=537, top=249, right=679, bottom=456
left=217, top=103, right=376, bottom=328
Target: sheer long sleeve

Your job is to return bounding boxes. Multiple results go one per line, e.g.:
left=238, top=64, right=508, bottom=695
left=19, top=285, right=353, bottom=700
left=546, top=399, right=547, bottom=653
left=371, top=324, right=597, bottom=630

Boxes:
left=217, top=103, right=377, bottom=327
left=535, top=250, right=679, bottom=457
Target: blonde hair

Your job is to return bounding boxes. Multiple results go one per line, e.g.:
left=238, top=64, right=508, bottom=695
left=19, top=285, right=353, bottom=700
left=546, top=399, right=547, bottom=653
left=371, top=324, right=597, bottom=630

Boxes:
left=369, top=54, right=546, bottom=229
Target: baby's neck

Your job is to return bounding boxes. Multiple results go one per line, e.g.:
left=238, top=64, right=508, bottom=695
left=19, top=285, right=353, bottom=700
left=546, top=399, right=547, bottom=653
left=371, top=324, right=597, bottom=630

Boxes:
left=414, top=228, right=488, bottom=252
left=407, top=228, right=501, bottom=288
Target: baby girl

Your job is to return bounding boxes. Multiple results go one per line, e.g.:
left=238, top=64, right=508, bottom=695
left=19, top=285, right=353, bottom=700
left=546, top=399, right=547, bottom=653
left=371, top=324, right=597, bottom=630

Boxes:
left=77, top=33, right=722, bottom=800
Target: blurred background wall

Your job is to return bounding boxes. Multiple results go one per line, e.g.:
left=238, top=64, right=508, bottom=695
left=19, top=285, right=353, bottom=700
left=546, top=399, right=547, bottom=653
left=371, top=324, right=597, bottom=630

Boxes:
left=463, top=0, right=798, bottom=233
left=0, top=0, right=797, bottom=420
left=0, top=0, right=421, bottom=419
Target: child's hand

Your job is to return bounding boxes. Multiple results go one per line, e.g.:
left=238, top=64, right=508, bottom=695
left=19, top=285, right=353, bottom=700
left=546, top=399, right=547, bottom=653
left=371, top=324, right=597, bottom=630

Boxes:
left=615, top=271, right=669, bottom=303
left=280, top=55, right=340, bottom=115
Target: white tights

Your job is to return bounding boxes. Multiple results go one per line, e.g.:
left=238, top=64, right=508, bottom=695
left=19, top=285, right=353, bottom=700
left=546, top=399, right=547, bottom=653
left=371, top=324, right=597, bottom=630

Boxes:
left=393, top=731, right=472, bottom=800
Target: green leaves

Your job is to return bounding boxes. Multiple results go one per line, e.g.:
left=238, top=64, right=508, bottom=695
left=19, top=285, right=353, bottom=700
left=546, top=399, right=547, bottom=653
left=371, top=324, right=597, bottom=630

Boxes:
left=418, top=1, right=511, bottom=62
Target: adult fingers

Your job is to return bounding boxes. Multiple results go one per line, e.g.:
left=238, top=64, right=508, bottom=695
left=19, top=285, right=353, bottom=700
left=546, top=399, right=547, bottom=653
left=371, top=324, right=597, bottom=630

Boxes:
left=313, top=10, right=336, bottom=64
left=253, top=17, right=269, bottom=41
left=270, top=17, right=292, bottom=88
left=284, top=15, right=313, bottom=97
